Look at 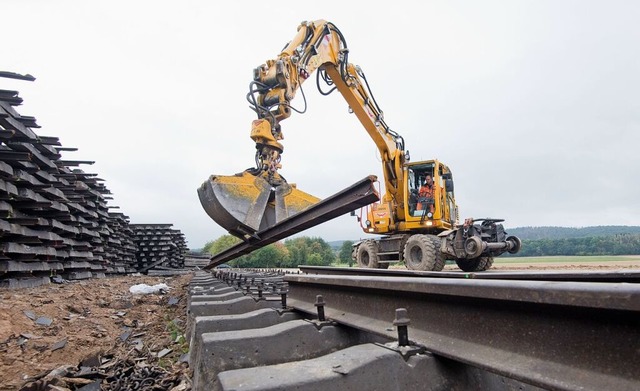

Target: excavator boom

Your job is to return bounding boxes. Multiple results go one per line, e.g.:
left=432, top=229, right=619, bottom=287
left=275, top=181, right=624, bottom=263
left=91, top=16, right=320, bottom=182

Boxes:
left=199, top=19, right=404, bottom=239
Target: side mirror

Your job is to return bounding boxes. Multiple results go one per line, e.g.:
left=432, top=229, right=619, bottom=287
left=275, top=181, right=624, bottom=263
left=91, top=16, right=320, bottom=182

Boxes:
left=445, top=179, right=454, bottom=192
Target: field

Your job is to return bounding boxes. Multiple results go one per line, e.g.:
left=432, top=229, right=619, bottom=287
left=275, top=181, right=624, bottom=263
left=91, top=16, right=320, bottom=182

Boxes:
left=464, top=255, right=640, bottom=270
left=495, top=255, right=640, bottom=263
left=344, top=255, right=640, bottom=271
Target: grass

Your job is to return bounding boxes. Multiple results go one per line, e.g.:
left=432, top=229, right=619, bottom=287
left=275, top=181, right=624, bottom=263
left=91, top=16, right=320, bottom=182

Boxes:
left=154, top=315, right=190, bottom=369
left=331, top=255, right=640, bottom=268
left=494, top=255, right=640, bottom=264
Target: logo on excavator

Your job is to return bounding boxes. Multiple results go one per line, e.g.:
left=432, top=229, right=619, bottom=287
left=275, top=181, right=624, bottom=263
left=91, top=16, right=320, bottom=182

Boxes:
left=365, top=106, right=375, bottom=120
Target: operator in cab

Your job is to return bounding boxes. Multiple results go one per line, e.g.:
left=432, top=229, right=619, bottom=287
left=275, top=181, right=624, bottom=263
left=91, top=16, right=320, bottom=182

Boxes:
left=417, top=174, right=434, bottom=213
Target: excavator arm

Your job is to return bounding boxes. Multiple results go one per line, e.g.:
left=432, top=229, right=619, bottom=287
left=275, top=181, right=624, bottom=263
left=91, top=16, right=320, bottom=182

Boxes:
left=199, top=20, right=407, bottom=238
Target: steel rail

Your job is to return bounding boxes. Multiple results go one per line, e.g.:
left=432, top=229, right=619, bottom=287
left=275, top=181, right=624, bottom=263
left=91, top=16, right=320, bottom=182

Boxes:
left=205, top=176, right=379, bottom=269
left=298, top=265, right=640, bottom=283
left=284, top=274, right=640, bottom=391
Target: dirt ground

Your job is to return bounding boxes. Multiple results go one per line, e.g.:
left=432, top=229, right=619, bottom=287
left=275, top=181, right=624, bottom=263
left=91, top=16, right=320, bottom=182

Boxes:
left=0, top=273, right=194, bottom=391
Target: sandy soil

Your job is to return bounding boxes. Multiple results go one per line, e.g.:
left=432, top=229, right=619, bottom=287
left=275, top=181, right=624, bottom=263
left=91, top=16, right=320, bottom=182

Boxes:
left=0, top=273, right=193, bottom=391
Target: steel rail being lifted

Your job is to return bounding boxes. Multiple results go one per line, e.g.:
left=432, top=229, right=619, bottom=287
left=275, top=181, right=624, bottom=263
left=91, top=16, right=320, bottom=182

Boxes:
left=204, top=176, right=379, bottom=269
left=283, top=273, right=640, bottom=391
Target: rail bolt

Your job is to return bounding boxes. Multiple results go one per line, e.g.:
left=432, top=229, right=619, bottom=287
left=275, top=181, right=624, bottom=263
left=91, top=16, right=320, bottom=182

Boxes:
left=393, top=308, right=410, bottom=347
left=257, top=281, right=264, bottom=299
left=314, top=295, right=326, bottom=321
left=277, top=282, right=289, bottom=309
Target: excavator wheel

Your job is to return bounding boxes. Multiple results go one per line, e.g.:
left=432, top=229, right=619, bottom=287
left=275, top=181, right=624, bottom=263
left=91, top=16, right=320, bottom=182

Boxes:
left=455, top=256, right=494, bottom=272
left=356, top=240, right=380, bottom=269
left=477, top=256, right=494, bottom=271
left=403, top=234, right=441, bottom=271
left=428, top=236, right=446, bottom=271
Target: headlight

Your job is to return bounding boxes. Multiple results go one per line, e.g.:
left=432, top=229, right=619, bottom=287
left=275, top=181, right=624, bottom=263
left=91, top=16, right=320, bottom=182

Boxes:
left=365, top=220, right=371, bottom=227
left=427, top=212, right=433, bottom=218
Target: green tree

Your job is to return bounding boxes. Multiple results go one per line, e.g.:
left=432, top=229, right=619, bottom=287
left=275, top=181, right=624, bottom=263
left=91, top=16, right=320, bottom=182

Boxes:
left=245, top=243, right=291, bottom=268
left=306, top=253, right=324, bottom=266
left=284, top=236, right=335, bottom=266
left=204, top=234, right=241, bottom=255
left=338, top=240, right=355, bottom=266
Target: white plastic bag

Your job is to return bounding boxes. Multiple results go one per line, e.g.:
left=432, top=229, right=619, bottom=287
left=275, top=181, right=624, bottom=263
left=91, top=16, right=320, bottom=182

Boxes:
left=129, top=283, right=171, bottom=294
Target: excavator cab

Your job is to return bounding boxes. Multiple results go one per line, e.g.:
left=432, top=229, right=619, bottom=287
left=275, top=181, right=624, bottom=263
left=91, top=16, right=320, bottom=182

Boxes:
left=407, top=166, right=435, bottom=217
left=403, top=160, right=456, bottom=232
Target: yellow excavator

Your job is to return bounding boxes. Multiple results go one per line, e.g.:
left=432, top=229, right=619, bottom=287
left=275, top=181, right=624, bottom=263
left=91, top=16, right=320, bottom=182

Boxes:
left=198, top=19, right=520, bottom=271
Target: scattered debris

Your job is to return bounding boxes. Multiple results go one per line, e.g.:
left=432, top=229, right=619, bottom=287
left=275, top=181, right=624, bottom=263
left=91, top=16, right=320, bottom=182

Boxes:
left=77, top=380, right=101, bottom=391
left=80, top=353, right=102, bottom=368
left=23, top=310, right=36, bottom=320
left=35, top=316, right=53, bottom=327
left=20, top=333, right=42, bottom=340
left=51, top=338, right=67, bottom=351
left=119, top=330, right=132, bottom=342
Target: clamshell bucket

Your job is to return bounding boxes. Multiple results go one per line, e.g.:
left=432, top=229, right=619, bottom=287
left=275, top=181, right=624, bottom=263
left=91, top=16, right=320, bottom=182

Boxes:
left=198, top=171, right=320, bottom=239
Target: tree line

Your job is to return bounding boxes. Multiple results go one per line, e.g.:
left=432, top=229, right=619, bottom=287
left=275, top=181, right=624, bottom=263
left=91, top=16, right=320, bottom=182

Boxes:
left=505, top=233, right=640, bottom=257
left=506, top=226, right=640, bottom=240
left=200, top=228, right=640, bottom=264
left=202, top=235, right=355, bottom=268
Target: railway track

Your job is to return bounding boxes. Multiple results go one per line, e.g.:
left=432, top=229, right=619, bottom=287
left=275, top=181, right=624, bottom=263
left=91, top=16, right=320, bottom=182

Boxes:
left=187, top=267, right=640, bottom=391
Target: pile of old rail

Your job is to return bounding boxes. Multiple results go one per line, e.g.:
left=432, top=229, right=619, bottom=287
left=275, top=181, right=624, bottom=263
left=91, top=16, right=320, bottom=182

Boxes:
left=187, top=267, right=640, bottom=391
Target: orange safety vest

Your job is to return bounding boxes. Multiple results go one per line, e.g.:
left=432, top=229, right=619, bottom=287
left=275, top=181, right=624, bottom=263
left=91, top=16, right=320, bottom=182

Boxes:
left=416, top=184, right=434, bottom=212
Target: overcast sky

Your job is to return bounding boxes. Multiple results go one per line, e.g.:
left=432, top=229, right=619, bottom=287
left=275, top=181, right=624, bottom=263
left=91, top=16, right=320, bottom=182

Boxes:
left=4, top=1, right=639, bottom=249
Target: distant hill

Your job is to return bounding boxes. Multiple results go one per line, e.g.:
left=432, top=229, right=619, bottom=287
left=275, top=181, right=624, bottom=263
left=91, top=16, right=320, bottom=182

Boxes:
left=328, top=240, right=350, bottom=250
left=505, top=226, right=640, bottom=240
left=329, top=226, right=640, bottom=247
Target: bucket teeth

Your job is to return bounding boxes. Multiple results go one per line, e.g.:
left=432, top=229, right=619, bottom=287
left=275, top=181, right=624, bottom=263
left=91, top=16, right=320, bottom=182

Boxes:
left=198, top=171, right=319, bottom=239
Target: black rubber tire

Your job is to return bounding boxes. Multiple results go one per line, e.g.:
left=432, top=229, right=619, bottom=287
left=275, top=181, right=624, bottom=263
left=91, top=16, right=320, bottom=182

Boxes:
left=356, top=240, right=380, bottom=268
left=476, top=256, right=494, bottom=271
left=428, top=235, right=446, bottom=271
left=455, top=256, right=494, bottom=272
left=403, top=235, right=438, bottom=271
